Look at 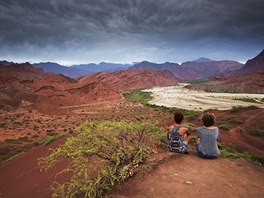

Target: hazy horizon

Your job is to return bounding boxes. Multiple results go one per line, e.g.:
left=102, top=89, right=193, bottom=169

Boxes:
left=0, top=0, right=263, bottom=65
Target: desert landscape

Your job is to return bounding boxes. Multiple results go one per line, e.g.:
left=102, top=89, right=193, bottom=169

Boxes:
left=0, top=49, right=263, bottom=198
left=145, top=83, right=264, bottom=110
left=0, top=1, right=264, bottom=197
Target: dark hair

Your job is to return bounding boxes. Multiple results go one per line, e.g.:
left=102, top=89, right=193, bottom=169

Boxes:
left=174, top=111, right=184, bottom=124
left=202, top=113, right=215, bottom=127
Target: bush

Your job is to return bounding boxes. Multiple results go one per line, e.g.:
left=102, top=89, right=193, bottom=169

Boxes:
left=230, top=105, right=258, bottom=112
left=38, top=120, right=165, bottom=198
left=146, top=104, right=201, bottom=118
left=218, top=143, right=264, bottom=165
left=40, top=134, right=65, bottom=145
left=249, top=129, right=264, bottom=138
left=224, top=115, right=242, bottom=124
left=218, top=124, right=231, bottom=130
left=233, top=97, right=260, bottom=104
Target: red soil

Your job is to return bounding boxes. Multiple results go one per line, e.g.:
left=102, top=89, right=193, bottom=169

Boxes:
left=112, top=154, right=264, bottom=198
left=0, top=137, right=70, bottom=198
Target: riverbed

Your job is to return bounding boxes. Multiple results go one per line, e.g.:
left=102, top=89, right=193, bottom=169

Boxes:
left=143, top=84, right=264, bottom=110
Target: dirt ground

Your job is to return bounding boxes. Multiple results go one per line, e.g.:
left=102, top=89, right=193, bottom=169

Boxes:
left=112, top=153, right=264, bottom=198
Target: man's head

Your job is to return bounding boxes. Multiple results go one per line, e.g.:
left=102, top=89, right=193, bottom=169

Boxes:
left=174, top=111, right=184, bottom=124
left=202, top=112, right=215, bottom=127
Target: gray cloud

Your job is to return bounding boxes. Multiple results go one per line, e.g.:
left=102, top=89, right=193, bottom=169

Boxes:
left=0, top=0, right=263, bottom=64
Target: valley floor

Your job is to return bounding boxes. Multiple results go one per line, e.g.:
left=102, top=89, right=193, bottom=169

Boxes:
left=144, top=84, right=264, bottom=111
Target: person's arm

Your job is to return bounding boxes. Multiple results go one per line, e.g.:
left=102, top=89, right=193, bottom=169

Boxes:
left=179, top=127, right=190, bottom=136
left=196, top=128, right=200, bottom=144
left=167, top=126, right=173, bottom=140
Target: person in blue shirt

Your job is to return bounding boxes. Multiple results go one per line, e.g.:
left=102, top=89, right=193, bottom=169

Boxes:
left=196, top=112, right=220, bottom=159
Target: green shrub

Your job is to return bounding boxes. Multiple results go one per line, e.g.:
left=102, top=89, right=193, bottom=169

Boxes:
left=249, top=129, right=264, bottom=138
left=146, top=104, right=201, bottom=118
left=40, top=134, right=65, bottom=145
left=4, top=139, right=22, bottom=144
left=224, top=115, right=242, bottom=124
left=233, top=97, right=260, bottom=104
left=218, top=143, right=264, bottom=165
left=218, top=124, right=231, bottom=130
left=38, top=120, right=165, bottom=198
left=123, top=90, right=153, bottom=105
left=230, top=105, right=258, bottom=112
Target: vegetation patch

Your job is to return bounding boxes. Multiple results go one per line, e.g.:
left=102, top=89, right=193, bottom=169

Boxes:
left=123, top=90, right=153, bottom=105
left=38, top=120, right=165, bottom=198
left=218, top=143, right=264, bottom=165
left=218, top=124, right=231, bottom=130
left=230, top=105, right=259, bottom=112
left=123, top=90, right=201, bottom=118
left=224, top=115, right=242, bottom=124
left=40, top=133, right=65, bottom=145
left=249, top=129, right=264, bottom=138
left=233, top=97, right=262, bottom=104
left=146, top=104, right=201, bottom=118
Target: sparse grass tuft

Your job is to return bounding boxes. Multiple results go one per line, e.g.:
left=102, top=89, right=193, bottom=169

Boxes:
left=146, top=104, right=201, bottom=118
left=218, top=124, right=231, bottom=130
left=40, top=133, right=65, bottom=145
left=218, top=143, right=264, bottom=165
left=224, top=115, right=242, bottom=124
left=230, top=105, right=259, bottom=112
left=233, top=97, right=262, bottom=104
left=249, top=129, right=264, bottom=138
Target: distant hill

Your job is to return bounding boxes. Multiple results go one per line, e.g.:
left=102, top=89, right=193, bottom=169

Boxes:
left=33, top=62, right=89, bottom=78
left=237, top=49, right=264, bottom=74
left=0, top=62, right=122, bottom=113
left=87, top=69, right=180, bottom=92
left=130, top=60, right=243, bottom=80
left=192, top=57, right=214, bottom=62
left=190, top=49, right=264, bottom=93
left=71, top=62, right=131, bottom=73
left=0, top=60, right=13, bottom=65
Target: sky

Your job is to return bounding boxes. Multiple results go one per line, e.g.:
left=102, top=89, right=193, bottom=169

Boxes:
left=0, top=0, right=263, bottom=65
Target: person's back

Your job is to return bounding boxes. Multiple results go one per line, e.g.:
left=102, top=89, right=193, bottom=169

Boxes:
left=196, top=112, right=220, bottom=159
left=167, top=111, right=190, bottom=154
left=196, top=127, right=220, bottom=157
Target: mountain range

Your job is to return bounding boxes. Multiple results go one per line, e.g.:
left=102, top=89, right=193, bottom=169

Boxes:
left=1, top=58, right=244, bottom=80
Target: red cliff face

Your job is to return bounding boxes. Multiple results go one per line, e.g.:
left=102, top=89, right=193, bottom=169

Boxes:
left=90, top=69, right=180, bottom=92
left=239, top=50, right=264, bottom=74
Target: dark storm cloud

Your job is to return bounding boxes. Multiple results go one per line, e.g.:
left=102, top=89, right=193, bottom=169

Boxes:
left=0, top=0, right=263, bottom=63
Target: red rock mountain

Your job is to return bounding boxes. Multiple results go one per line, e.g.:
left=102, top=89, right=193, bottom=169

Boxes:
left=0, top=63, right=179, bottom=113
left=190, top=50, right=264, bottom=93
left=237, top=49, right=264, bottom=74
left=89, top=70, right=180, bottom=92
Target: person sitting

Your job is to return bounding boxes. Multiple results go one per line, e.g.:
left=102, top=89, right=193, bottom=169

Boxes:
left=167, top=111, right=190, bottom=154
left=196, top=112, right=220, bottom=159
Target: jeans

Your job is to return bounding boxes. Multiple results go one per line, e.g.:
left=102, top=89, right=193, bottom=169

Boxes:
left=196, top=144, right=217, bottom=159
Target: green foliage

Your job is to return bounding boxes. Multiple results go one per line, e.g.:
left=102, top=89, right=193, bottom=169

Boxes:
left=188, top=79, right=209, bottom=84
left=218, top=124, right=231, bottom=130
left=249, top=129, right=264, bottom=138
left=224, top=115, right=242, bottom=124
left=146, top=104, right=201, bottom=118
left=4, top=136, right=32, bottom=144
left=38, top=120, right=165, bottom=198
left=230, top=105, right=259, bottom=112
left=233, top=97, right=262, bottom=104
left=41, top=134, right=65, bottom=145
left=181, top=123, right=197, bottom=131
left=218, top=143, right=264, bottom=165
left=123, top=90, right=153, bottom=105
